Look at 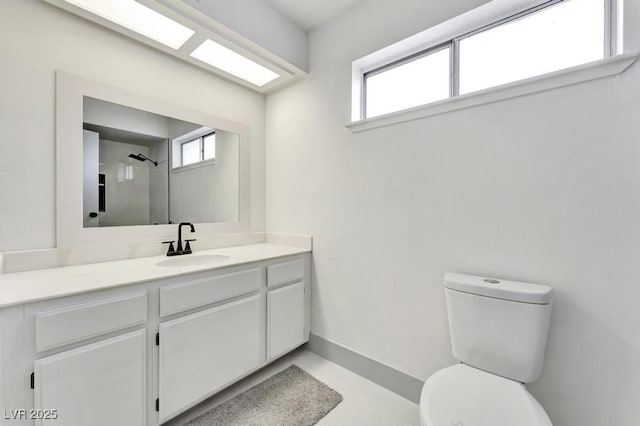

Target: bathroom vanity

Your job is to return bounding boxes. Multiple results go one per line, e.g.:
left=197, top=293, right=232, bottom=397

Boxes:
left=0, top=243, right=310, bottom=425
left=0, top=71, right=309, bottom=425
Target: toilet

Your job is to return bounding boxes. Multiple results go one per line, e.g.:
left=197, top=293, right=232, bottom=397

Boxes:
left=420, top=273, right=553, bottom=426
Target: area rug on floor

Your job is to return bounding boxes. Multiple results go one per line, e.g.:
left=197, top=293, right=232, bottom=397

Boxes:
left=184, top=365, right=343, bottom=426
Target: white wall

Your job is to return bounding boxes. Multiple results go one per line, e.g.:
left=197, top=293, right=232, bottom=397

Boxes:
left=0, top=0, right=265, bottom=252
left=265, top=0, right=640, bottom=424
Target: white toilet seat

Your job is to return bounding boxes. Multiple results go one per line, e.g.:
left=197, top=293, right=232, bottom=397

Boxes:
left=420, top=364, right=552, bottom=426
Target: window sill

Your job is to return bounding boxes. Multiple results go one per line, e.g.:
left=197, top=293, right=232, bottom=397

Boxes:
left=171, top=158, right=216, bottom=173
left=347, top=53, right=637, bottom=134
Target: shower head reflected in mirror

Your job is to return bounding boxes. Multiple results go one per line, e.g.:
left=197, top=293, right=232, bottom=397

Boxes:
left=128, top=153, right=158, bottom=167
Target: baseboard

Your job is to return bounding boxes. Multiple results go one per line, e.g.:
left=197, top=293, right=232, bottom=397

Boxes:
left=307, top=333, right=424, bottom=403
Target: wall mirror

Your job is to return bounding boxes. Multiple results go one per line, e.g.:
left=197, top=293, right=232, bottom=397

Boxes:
left=82, top=97, right=239, bottom=227
left=57, top=72, right=250, bottom=247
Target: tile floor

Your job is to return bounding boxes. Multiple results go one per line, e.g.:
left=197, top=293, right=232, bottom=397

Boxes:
left=167, top=348, right=420, bottom=425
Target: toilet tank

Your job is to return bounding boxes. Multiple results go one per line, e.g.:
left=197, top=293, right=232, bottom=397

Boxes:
left=444, top=273, right=552, bottom=383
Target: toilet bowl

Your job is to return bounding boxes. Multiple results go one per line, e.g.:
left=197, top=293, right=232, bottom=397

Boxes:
left=420, top=273, right=553, bottom=426
left=419, top=364, right=551, bottom=426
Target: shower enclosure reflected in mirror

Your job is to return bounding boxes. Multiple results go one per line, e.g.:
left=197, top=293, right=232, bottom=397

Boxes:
left=82, top=97, right=239, bottom=228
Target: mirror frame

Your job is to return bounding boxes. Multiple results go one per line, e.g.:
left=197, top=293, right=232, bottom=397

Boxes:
left=56, top=71, right=250, bottom=247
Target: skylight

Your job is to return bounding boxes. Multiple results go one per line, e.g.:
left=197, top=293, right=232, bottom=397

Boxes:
left=64, top=0, right=194, bottom=50
left=190, top=39, right=280, bottom=87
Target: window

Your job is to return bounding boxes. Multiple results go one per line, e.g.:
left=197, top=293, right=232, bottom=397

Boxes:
left=179, top=132, right=215, bottom=166
left=459, top=0, right=606, bottom=94
left=362, top=0, right=613, bottom=120
left=365, top=45, right=450, bottom=118
left=181, top=139, right=200, bottom=166
left=203, top=133, right=216, bottom=160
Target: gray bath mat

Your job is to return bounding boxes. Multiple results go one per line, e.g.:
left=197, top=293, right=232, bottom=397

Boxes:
left=184, top=365, right=343, bottom=426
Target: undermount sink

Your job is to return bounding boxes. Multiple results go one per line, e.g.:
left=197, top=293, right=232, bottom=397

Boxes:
left=156, top=254, right=230, bottom=267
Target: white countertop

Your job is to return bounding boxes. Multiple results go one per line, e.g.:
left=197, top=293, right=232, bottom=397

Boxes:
left=0, top=244, right=309, bottom=308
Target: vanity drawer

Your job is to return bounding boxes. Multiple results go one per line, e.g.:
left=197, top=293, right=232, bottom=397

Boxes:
left=35, top=293, right=147, bottom=352
left=160, top=268, right=261, bottom=317
left=267, top=258, right=304, bottom=288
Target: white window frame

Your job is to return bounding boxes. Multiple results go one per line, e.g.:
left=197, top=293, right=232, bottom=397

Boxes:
left=362, top=41, right=453, bottom=119
left=351, top=0, right=630, bottom=130
left=171, top=127, right=215, bottom=169
left=179, top=131, right=215, bottom=166
left=180, top=138, right=200, bottom=166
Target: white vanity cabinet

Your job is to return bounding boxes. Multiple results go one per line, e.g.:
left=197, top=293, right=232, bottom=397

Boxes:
left=268, top=282, right=306, bottom=360
left=0, top=252, right=310, bottom=426
left=267, top=259, right=307, bottom=360
left=25, top=291, right=150, bottom=426
left=158, top=295, right=262, bottom=422
left=34, top=330, right=147, bottom=426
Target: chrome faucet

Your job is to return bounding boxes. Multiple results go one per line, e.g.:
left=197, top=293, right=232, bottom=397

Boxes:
left=163, top=222, right=196, bottom=256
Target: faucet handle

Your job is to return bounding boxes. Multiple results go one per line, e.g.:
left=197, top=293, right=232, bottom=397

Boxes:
left=162, top=241, right=177, bottom=256
left=184, top=239, right=196, bottom=254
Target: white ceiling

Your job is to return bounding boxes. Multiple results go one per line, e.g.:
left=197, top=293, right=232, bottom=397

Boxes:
left=264, top=0, right=365, bottom=30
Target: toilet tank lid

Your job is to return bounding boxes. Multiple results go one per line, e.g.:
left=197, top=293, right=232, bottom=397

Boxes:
left=445, top=273, right=552, bottom=304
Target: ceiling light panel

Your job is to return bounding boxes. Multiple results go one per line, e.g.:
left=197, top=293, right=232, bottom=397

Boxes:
left=190, top=39, right=281, bottom=87
left=64, top=0, right=194, bottom=49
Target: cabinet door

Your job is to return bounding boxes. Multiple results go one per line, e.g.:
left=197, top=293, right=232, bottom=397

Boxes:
left=158, top=295, right=262, bottom=423
left=268, top=281, right=305, bottom=360
left=33, top=330, right=146, bottom=426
